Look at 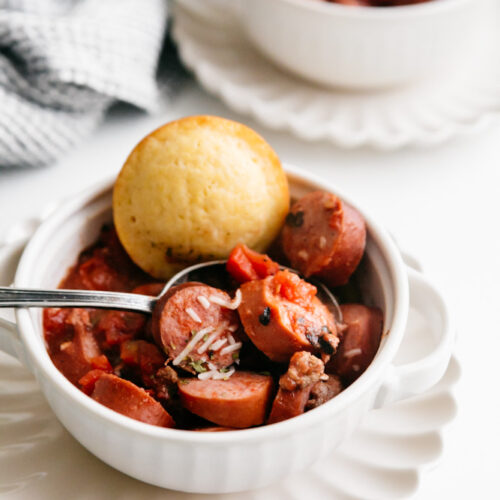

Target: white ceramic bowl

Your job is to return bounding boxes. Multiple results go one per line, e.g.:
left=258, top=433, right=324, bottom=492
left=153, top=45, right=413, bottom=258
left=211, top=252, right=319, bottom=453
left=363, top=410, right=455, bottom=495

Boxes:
left=0, top=165, right=453, bottom=493
left=239, top=0, right=481, bottom=89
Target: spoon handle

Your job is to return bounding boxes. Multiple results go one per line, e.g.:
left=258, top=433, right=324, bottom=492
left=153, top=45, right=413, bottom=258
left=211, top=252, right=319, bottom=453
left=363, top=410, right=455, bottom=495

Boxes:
left=0, top=287, right=155, bottom=313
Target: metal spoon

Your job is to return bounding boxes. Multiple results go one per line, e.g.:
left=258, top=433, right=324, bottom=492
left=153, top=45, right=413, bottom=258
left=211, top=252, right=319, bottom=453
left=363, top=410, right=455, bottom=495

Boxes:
left=0, top=260, right=342, bottom=322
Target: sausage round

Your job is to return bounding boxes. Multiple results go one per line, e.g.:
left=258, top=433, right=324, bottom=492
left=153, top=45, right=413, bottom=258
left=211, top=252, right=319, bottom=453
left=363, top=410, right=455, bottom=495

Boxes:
left=268, top=351, right=327, bottom=423
left=177, top=371, right=274, bottom=428
left=238, top=270, right=338, bottom=363
left=91, top=373, right=175, bottom=427
left=281, top=191, right=366, bottom=287
left=152, top=283, right=241, bottom=373
left=327, top=304, right=383, bottom=383
left=50, top=309, right=102, bottom=385
left=267, top=386, right=312, bottom=424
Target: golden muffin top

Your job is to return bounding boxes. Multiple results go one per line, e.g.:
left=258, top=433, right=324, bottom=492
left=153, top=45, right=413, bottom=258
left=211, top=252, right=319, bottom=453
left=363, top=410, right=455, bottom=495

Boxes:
left=113, top=115, right=289, bottom=279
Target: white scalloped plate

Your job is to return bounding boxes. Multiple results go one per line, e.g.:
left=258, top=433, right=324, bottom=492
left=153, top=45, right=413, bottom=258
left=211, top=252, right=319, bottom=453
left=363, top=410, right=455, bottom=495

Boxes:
left=172, top=0, right=500, bottom=150
left=0, top=223, right=459, bottom=499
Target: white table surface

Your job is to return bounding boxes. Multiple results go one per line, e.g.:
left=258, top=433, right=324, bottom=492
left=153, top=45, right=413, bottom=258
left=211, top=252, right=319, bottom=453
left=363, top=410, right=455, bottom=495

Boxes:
left=1, top=79, right=498, bottom=499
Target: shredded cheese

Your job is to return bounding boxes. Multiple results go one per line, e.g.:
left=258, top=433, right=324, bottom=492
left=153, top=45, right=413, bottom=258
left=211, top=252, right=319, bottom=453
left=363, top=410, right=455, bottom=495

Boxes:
left=197, top=322, right=227, bottom=354
left=212, top=367, right=235, bottom=380
left=197, top=370, right=217, bottom=380
left=209, top=289, right=242, bottom=310
left=197, top=367, right=236, bottom=381
left=60, top=341, right=71, bottom=351
left=209, top=338, right=228, bottom=351
left=172, top=326, right=214, bottom=366
left=220, top=342, right=242, bottom=355
left=197, top=295, right=211, bottom=310
left=298, top=250, right=309, bottom=260
left=186, top=307, right=202, bottom=323
left=344, top=348, right=362, bottom=358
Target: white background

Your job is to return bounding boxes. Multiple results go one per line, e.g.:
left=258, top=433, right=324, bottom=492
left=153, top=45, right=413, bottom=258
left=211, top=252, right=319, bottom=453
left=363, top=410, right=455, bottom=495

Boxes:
left=1, top=80, right=499, bottom=498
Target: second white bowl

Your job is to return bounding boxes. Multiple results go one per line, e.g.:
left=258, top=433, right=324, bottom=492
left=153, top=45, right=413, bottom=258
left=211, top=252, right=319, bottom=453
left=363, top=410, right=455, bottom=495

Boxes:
left=240, top=0, right=482, bottom=89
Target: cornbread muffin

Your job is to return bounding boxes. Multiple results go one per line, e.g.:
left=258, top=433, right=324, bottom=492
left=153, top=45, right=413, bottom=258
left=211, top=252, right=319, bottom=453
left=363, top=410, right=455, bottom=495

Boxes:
left=113, top=116, right=289, bottom=279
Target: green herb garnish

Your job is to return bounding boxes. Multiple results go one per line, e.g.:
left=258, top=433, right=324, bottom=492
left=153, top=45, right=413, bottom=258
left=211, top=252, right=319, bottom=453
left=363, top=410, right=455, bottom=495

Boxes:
left=188, top=359, right=207, bottom=373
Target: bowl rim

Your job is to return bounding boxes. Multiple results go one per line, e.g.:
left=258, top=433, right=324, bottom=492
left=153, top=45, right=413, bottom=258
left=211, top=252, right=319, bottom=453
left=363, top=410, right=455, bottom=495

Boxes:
left=14, top=164, right=409, bottom=444
left=258, top=0, right=473, bottom=19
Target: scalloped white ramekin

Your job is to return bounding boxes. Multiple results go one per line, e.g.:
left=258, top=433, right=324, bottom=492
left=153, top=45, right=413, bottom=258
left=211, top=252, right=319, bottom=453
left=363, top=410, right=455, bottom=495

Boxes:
left=239, top=0, right=482, bottom=89
left=0, top=165, right=454, bottom=493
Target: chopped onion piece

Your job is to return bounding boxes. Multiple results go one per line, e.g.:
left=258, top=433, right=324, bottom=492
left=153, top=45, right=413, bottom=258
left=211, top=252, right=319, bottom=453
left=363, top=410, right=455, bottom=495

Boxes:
left=220, top=342, right=242, bottom=355
left=172, top=326, right=214, bottom=366
left=227, top=334, right=236, bottom=345
left=228, top=324, right=238, bottom=332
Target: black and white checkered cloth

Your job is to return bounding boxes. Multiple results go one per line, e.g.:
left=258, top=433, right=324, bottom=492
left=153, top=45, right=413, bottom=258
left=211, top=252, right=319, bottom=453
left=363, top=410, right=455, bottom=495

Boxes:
left=0, top=0, right=168, bottom=168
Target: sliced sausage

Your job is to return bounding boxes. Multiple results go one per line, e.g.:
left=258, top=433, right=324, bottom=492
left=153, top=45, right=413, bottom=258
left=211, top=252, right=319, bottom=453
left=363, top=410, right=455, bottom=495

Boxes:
left=91, top=373, right=175, bottom=427
left=281, top=191, right=366, bottom=287
left=238, top=270, right=338, bottom=363
left=152, top=283, right=242, bottom=374
left=131, top=282, right=167, bottom=341
left=268, top=351, right=326, bottom=424
left=327, top=304, right=383, bottom=383
left=267, top=387, right=312, bottom=424
left=50, top=309, right=103, bottom=385
left=177, top=371, right=273, bottom=428
left=305, top=375, right=343, bottom=410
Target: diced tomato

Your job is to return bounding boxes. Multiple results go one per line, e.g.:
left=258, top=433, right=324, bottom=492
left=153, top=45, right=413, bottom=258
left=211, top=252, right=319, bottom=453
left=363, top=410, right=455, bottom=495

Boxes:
left=43, top=308, right=72, bottom=339
left=78, top=255, right=127, bottom=291
left=226, top=244, right=280, bottom=283
left=273, top=270, right=317, bottom=309
left=120, top=340, right=166, bottom=386
left=90, top=354, right=112, bottom=372
left=79, top=369, right=107, bottom=395
left=95, top=310, right=146, bottom=348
